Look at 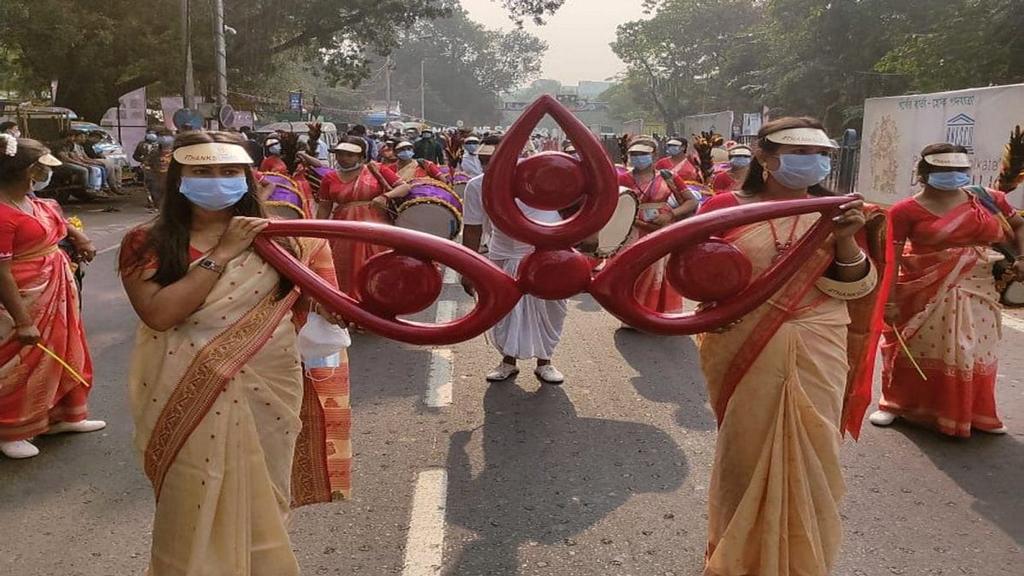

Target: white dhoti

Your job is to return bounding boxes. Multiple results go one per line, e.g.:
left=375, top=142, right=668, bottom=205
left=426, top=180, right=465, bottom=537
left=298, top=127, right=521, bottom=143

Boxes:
left=462, top=174, right=567, bottom=359
left=487, top=258, right=568, bottom=359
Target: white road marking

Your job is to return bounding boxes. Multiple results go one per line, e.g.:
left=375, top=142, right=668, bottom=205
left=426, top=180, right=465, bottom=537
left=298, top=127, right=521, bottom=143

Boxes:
left=97, top=243, right=120, bottom=256
left=443, top=267, right=459, bottom=285
left=402, top=469, right=449, bottom=576
left=435, top=300, right=457, bottom=324
left=425, top=349, right=453, bottom=407
left=1002, top=313, right=1024, bottom=334
left=425, top=300, right=458, bottom=408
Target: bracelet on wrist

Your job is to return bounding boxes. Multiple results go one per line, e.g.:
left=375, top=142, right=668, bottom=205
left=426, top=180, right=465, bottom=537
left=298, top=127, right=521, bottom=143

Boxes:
left=835, top=251, right=867, bottom=267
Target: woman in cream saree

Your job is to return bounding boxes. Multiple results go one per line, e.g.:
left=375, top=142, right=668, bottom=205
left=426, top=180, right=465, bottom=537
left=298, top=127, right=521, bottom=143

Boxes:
left=696, top=117, right=885, bottom=576
left=120, top=131, right=350, bottom=576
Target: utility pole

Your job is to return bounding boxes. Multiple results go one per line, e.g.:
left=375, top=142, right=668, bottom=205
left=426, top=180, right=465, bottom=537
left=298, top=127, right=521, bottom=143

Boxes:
left=212, top=0, right=227, bottom=109
left=385, top=55, right=392, bottom=123
left=180, top=0, right=195, bottom=109
left=420, top=59, right=426, bottom=122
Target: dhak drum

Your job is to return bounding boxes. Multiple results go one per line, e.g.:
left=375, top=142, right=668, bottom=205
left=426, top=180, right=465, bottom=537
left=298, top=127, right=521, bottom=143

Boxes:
left=451, top=171, right=471, bottom=199
left=305, top=166, right=336, bottom=202
left=394, top=178, right=464, bottom=240
left=588, top=187, right=639, bottom=258
left=1001, top=281, right=1024, bottom=307
left=262, top=172, right=309, bottom=220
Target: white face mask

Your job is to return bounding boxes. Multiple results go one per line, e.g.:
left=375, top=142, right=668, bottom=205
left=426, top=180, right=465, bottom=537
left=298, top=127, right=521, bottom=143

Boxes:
left=31, top=168, right=53, bottom=191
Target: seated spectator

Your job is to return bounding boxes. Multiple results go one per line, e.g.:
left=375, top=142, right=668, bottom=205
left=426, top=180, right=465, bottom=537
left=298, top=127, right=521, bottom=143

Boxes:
left=85, top=131, right=125, bottom=195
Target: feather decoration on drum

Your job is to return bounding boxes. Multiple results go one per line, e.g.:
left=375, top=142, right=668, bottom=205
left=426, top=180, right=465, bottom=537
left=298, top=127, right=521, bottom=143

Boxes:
left=617, top=134, right=631, bottom=166
left=278, top=131, right=302, bottom=173
left=691, top=131, right=724, bottom=184
left=444, top=130, right=466, bottom=178
left=996, top=125, right=1024, bottom=193
left=307, top=122, right=323, bottom=151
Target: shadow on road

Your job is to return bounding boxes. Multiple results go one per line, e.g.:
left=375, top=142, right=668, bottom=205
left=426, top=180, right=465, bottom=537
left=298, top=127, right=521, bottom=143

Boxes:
left=613, top=329, right=715, bottom=432
left=895, top=423, right=1024, bottom=546
left=445, top=383, right=687, bottom=575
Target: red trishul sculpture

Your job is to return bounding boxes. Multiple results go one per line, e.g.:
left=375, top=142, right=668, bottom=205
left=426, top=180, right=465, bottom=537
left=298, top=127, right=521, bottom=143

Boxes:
left=254, top=96, right=850, bottom=345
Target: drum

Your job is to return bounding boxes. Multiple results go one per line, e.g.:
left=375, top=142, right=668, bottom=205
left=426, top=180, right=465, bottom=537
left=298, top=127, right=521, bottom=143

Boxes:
left=262, top=172, right=309, bottom=219
left=1001, top=281, right=1024, bottom=307
left=590, top=187, right=639, bottom=258
left=394, top=178, right=464, bottom=240
left=305, top=166, right=336, bottom=202
left=451, top=171, right=471, bottom=199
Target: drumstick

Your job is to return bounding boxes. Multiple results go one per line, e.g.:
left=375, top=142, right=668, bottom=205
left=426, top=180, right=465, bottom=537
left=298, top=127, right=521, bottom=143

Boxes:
left=35, top=343, right=89, bottom=386
left=889, top=326, right=927, bottom=381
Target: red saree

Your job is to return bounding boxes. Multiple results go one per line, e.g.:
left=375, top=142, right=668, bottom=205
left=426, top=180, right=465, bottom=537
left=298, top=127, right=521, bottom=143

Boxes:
left=320, top=164, right=400, bottom=294
left=618, top=170, right=685, bottom=314
left=0, top=199, right=93, bottom=441
left=878, top=191, right=1013, bottom=436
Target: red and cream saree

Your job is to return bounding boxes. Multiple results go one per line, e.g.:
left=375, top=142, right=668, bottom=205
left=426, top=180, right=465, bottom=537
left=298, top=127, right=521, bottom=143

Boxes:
left=697, top=208, right=885, bottom=576
left=878, top=191, right=1013, bottom=436
left=0, top=199, right=93, bottom=441
left=127, top=237, right=350, bottom=576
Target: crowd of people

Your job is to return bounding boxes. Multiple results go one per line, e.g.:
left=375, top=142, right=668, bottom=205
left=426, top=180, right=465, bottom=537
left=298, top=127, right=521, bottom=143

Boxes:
left=0, top=106, right=1021, bottom=576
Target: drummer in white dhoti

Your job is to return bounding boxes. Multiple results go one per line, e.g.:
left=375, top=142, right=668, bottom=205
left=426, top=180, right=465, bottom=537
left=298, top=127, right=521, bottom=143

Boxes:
left=460, top=135, right=567, bottom=385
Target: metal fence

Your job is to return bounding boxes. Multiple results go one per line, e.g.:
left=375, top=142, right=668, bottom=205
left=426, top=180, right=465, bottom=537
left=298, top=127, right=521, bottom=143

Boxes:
left=824, top=129, right=860, bottom=195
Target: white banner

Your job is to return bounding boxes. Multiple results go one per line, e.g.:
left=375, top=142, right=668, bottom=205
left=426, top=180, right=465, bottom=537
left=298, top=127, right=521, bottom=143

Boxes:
left=101, top=86, right=147, bottom=167
left=681, top=111, right=734, bottom=140
left=741, top=113, right=762, bottom=136
left=858, top=83, right=1024, bottom=205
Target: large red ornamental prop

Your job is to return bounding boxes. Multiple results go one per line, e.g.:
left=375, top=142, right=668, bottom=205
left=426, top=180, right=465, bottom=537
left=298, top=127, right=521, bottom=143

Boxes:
left=254, top=96, right=850, bottom=344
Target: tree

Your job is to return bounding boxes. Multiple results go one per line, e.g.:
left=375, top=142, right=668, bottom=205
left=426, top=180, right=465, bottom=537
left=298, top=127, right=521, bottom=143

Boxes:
left=385, top=8, right=548, bottom=125
left=0, top=0, right=566, bottom=122
left=511, top=79, right=564, bottom=101
left=611, top=0, right=762, bottom=133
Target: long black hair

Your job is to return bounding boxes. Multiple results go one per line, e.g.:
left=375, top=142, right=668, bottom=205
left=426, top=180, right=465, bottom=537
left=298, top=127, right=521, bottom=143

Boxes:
left=120, top=131, right=294, bottom=295
left=742, top=116, right=834, bottom=197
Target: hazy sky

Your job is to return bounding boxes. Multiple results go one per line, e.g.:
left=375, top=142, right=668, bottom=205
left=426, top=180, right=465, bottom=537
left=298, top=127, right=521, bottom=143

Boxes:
left=459, top=0, right=649, bottom=85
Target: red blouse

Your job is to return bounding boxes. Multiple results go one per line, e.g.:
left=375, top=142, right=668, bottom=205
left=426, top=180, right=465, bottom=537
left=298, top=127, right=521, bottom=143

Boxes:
left=889, top=190, right=1015, bottom=244
left=0, top=200, right=64, bottom=261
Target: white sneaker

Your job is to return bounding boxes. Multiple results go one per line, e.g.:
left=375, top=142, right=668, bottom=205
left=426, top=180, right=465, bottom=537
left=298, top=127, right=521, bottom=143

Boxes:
left=868, top=410, right=897, bottom=427
left=978, top=426, right=1009, bottom=435
left=534, top=364, right=565, bottom=385
left=486, top=363, right=519, bottom=382
left=43, top=420, right=107, bottom=435
left=1, top=440, right=40, bottom=459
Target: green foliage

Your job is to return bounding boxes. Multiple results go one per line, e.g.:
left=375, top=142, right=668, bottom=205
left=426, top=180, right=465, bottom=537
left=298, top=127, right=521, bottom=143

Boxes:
left=613, top=0, right=1024, bottom=133
left=386, top=7, right=548, bottom=125
left=0, top=0, right=561, bottom=122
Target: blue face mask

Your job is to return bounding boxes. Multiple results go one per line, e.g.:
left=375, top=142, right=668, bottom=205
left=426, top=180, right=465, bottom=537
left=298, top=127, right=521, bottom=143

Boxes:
left=927, top=171, right=971, bottom=191
left=267, top=144, right=281, bottom=155
left=772, top=154, right=831, bottom=189
left=631, top=154, right=654, bottom=170
left=397, top=149, right=415, bottom=161
left=464, top=144, right=480, bottom=154
left=144, top=133, right=157, bottom=143
left=179, top=176, right=249, bottom=211
left=665, top=145, right=682, bottom=156
left=730, top=156, right=752, bottom=168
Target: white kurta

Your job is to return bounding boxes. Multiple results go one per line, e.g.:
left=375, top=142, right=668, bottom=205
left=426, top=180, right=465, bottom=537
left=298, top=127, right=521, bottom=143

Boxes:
left=463, top=175, right=567, bottom=359
left=459, top=154, right=483, bottom=178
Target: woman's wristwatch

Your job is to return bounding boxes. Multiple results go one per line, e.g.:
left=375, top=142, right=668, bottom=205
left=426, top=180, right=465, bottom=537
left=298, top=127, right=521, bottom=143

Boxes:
left=197, top=258, right=225, bottom=275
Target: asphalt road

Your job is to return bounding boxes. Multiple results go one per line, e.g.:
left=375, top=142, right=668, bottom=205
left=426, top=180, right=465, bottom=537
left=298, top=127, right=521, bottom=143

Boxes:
left=0, top=190, right=1021, bottom=575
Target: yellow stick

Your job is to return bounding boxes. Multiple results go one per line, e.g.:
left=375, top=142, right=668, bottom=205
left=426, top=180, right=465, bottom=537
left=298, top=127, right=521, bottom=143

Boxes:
left=890, top=326, right=927, bottom=381
left=35, top=343, right=89, bottom=386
